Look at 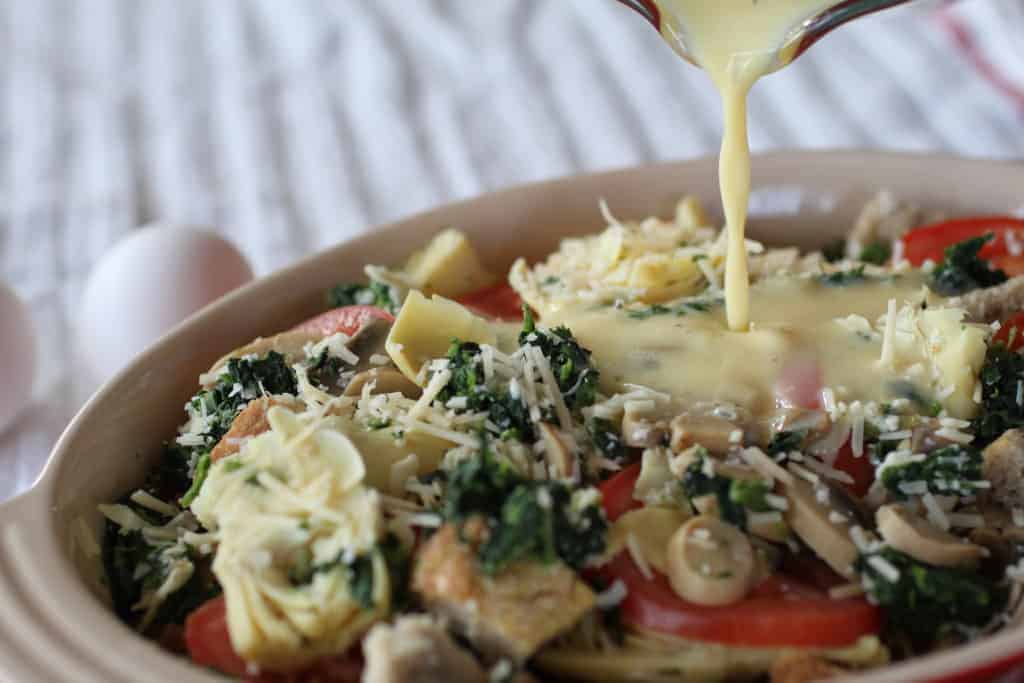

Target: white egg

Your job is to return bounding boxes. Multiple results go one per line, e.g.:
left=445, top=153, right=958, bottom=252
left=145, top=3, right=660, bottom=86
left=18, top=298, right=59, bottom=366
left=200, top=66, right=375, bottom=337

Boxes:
left=79, top=224, right=253, bottom=382
left=0, top=281, right=37, bottom=435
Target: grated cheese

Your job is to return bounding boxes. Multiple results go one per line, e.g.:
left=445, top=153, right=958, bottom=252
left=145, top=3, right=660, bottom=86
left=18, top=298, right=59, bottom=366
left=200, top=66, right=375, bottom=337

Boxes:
left=947, top=513, right=985, bottom=529
left=879, top=298, right=897, bottom=368
left=748, top=511, right=783, bottom=526
left=867, top=555, right=901, bottom=583
left=130, top=490, right=179, bottom=518
left=407, top=369, right=452, bottom=422
left=595, top=579, right=629, bottom=608
left=527, top=344, right=573, bottom=430
left=788, top=463, right=820, bottom=485
left=400, top=416, right=480, bottom=448
left=878, top=430, right=912, bottom=441
left=851, top=414, right=865, bottom=458
left=800, top=456, right=855, bottom=485
left=922, top=493, right=950, bottom=531
left=740, top=447, right=794, bottom=485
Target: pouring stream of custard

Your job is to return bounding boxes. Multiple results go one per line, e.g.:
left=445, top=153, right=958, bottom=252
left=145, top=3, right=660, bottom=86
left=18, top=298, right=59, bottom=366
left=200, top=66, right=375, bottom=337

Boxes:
left=654, top=1, right=842, bottom=331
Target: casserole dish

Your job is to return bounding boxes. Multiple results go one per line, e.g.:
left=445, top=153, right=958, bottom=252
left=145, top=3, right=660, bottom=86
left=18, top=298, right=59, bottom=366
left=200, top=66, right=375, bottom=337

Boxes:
left=2, top=150, right=1023, bottom=682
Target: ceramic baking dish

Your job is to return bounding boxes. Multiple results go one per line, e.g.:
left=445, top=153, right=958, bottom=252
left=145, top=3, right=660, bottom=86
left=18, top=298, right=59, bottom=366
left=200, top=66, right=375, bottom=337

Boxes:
left=2, top=151, right=1023, bottom=683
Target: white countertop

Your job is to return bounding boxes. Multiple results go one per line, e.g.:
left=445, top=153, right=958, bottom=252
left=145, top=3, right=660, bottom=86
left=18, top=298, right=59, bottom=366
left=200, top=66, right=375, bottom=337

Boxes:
left=1, top=0, right=1022, bottom=501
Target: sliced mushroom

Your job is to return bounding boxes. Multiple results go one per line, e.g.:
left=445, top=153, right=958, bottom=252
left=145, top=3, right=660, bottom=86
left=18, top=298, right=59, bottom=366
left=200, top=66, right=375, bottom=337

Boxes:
left=876, top=504, right=985, bottom=568
left=666, top=515, right=756, bottom=606
left=783, top=478, right=859, bottom=579
left=670, top=415, right=740, bottom=455
left=746, top=512, right=790, bottom=544
left=691, top=494, right=719, bottom=516
left=345, top=318, right=394, bottom=372
left=609, top=507, right=689, bottom=574
left=538, top=423, right=576, bottom=480
left=714, top=462, right=764, bottom=483
left=343, top=367, right=422, bottom=399
left=621, top=410, right=667, bottom=448
left=772, top=407, right=829, bottom=437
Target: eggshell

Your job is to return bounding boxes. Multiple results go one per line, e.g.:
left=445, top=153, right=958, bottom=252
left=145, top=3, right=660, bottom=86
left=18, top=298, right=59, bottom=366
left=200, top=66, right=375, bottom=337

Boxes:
left=79, top=225, right=253, bottom=382
left=0, top=281, right=37, bottom=435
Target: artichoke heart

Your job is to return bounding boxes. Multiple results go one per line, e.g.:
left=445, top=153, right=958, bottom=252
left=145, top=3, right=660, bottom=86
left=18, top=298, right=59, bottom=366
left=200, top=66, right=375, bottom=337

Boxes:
left=191, top=406, right=387, bottom=671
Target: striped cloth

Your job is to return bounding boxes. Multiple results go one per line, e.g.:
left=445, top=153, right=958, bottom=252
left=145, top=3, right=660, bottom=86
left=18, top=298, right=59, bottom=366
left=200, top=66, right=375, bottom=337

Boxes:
left=0, top=0, right=1021, bottom=501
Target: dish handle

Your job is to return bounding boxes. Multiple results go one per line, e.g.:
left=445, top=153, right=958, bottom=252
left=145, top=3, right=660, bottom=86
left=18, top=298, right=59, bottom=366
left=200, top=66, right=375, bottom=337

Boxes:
left=0, top=486, right=97, bottom=683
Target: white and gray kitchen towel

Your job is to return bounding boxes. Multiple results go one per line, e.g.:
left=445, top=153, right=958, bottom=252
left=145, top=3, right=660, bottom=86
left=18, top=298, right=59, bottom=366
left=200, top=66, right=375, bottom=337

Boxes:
left=1, top=0, right=1021, bottom=501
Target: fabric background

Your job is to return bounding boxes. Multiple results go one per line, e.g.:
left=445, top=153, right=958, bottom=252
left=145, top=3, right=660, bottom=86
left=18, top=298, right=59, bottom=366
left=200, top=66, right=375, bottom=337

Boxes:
left=0, top=0, right=1021, bottom=501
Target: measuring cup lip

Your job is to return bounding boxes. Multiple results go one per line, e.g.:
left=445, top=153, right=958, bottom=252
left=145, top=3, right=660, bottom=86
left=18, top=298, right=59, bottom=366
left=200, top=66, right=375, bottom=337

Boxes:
left=794, top=0, right=915, bottom=59
left=615, top=0, right=661, bottom=28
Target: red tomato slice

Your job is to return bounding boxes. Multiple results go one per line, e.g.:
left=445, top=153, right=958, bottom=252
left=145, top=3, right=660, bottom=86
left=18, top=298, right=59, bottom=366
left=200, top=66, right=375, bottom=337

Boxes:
left=832, top=439, right=875, bottom=498
left=185, top=597, right=364, bottom=682
left=780, top=553, right=847, bottom=592
left=994, top=312, right=1024, bottom=351
left=598, top=462, right=643, bottom=522
left=292, top=305, right=394, bottom=336
left=994, top=255, right=1024, bottom=278
left=185, top=597, right=249, bottom=678
left=595, top=553, right=881, bottom=648
left=900, top=216, right=1024, bottom=266
left=775, top=355, right=824, bottom=410
left=456, top=282, right=523, bottom=322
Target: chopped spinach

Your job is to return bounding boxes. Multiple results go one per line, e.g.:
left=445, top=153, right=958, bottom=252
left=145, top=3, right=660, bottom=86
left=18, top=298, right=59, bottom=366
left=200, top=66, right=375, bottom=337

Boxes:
left=817, top=266, right=867, bottom=287
left=624, top=298, right=719, bottom=320
left=520, top=307, right=599, bottom=411
left=327, top=281, right=399, bottom=313
left=170, top=351, right=298, bottom=505
left=437, top=340, right=536, bottom=442
left=587, top=417, right=626, bottom=463
left=879, top=444, right=984, bottom=499
left=929, top=234, right=1007, bottom=297
left=859, top=241, right=891, bottom=265
left=306, top=347, right=348, bottom=392
left=888, top=380, right=942, bottom=418
left=102, top=499, right=218, bottom=630
left=681, top=453, right=771, bottom=529
left=178, top=453, right=210, bottom=507
left=288, top=534, right=409, bottom=612
left=973, top=343, right=1024, bottom=446
left=765, top=429, right=806, bottom=456
left=441, top=439, right=607, bottom=575
left=346, top=554, right=377, bottom=609
left=438, top=309, right=601, bottom=443
left=822, top=238, right=847, bottom=263
left=857, top=547, right=1006, bottom=646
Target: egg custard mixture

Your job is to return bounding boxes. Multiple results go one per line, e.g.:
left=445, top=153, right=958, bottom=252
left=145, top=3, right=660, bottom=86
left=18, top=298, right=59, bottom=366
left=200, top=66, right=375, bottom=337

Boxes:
left=98, top=192, right=1024, bottom=682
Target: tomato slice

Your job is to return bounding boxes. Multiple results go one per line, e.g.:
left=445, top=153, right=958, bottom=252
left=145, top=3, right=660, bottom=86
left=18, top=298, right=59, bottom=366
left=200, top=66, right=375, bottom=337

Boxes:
left=994, top=255, right=1024, bottom=278
left=598, top=462, right=643, bottom=522
left=832, top=439, right=874, bottom=498
left=775, top=355, right=824, bottom=410
left=455, top=283, right=523, bottom=322
left=185, top=596, right=249, bottom=678
left=292, top=305, right=394, bottom=336
left=185, top=596, right=363, bottom=682
left=900, top=216, right=1024, bottom=266
left=994, top=312, right=1024, bottom=351
left=595, top=553, right=881, bottom=648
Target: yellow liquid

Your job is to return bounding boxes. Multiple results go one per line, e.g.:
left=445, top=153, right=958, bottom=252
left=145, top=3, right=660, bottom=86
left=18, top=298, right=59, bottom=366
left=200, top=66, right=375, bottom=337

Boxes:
left=654, top=0, right=842, bottom=330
